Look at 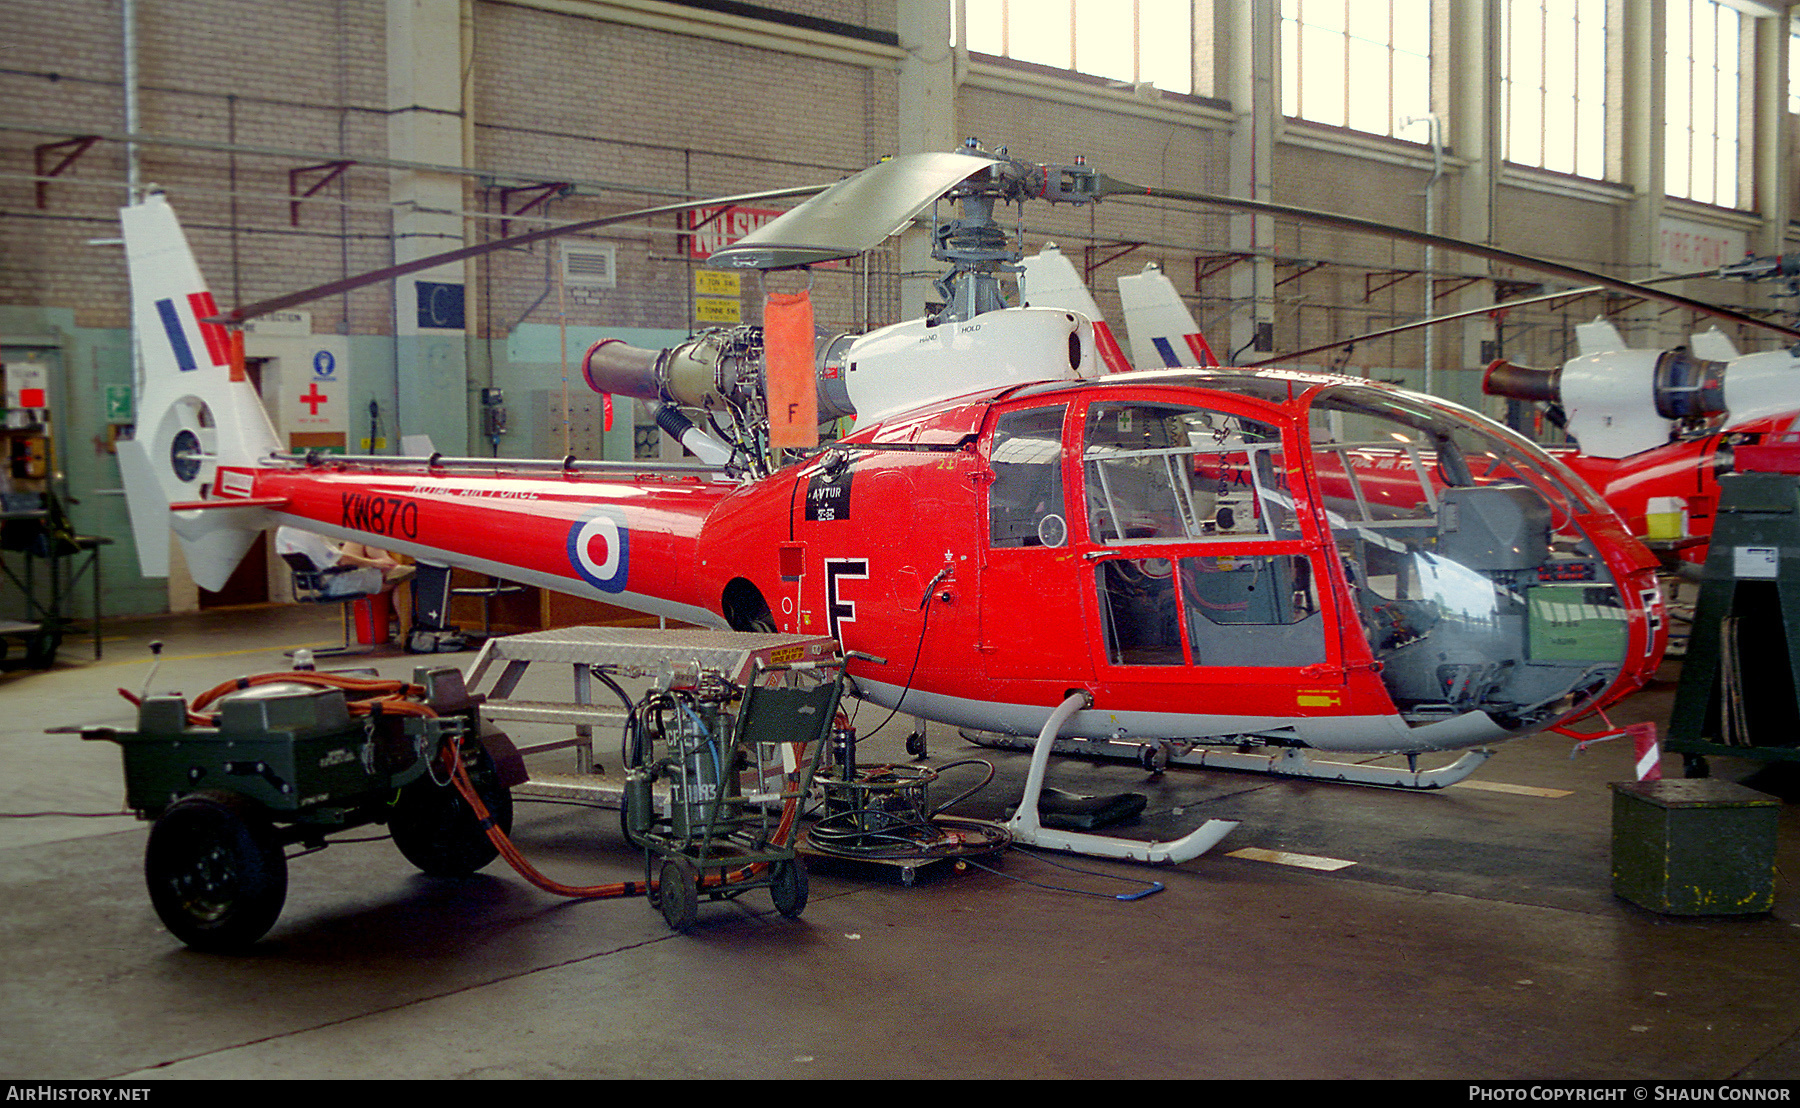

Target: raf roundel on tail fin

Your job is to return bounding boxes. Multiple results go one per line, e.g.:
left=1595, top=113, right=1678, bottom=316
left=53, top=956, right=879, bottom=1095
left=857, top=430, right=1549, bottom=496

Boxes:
left=117, top=194, right=283, bottom=589
left=1117, top=263, right=1217, bottom=369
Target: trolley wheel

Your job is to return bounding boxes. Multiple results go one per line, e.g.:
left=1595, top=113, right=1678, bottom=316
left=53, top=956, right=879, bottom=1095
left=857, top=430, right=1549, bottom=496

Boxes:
left=769, top=856, right=809, bottom=919
left=658, top=857, right=699, bottom=932
left=144, top=790, right=288, bottom=951
left=1683, top=754, right=1712, bottom=779
left=389, top=741, right=512, bottom=877
left=905, top=733, right=927, bottom=758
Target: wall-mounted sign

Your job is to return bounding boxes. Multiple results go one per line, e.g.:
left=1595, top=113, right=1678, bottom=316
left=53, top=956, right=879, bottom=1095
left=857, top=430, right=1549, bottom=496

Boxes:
left=695, top=269, right=741, bottom=297
left=1660, top=216, right=1746, bottom=274
left=416, top=281, right=465, bottom=329
left=104, top=384, right=133, bottom=423
left=687, top=207, right=782, bottom=259
left=695, top=297, right=742, bottom=324
left=3, top=362, right=47, bottom=409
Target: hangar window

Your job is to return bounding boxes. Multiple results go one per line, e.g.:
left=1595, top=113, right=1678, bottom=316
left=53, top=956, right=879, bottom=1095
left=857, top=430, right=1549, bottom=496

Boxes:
left=958, top=0, right=1194, bottom=96
left=1792, top=18, right=1800, bottom=114
left=1502, top=0, right=1610, bottom=181
left=1666, top=0, right=1749, bottom=208
left=1280, top=0, right=1431, bottom=138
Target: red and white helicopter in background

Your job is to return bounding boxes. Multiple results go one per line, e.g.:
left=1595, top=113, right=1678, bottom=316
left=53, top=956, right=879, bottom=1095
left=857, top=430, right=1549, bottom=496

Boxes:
left=119, top=146, right=1671, bottom=863
left=1481, top=285, right=1800, bottom=567
left=1186, top=243, right=1800, bottom=568
left=1015, top=186, right=1800, bottom=576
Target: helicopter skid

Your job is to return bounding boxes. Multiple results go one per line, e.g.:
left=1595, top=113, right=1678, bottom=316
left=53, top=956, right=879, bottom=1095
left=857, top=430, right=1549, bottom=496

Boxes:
left=962, top=729, right=1493, bottom=791
left=1015, top=816, right=1239, bottom=865
left=1004, top=693, right=1240, bottom=865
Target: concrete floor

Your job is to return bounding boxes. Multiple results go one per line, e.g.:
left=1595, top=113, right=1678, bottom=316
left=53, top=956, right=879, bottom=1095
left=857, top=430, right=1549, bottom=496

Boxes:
left=2, top=604, right=1797, bottom=1081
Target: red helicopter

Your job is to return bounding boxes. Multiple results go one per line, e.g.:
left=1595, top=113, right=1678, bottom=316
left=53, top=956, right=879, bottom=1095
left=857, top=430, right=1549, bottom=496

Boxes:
left=117, top=148, right=1669, bottom=862
left=1482, top=309, right=1800, bottom=566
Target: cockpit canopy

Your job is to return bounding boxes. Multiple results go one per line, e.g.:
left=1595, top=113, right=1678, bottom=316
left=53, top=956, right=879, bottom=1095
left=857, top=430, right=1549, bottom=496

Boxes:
left=984, top=372, right=1636, bottom=734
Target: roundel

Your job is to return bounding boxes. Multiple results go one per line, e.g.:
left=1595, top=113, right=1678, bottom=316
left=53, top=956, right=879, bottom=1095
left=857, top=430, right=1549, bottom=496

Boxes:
left=567, top=507, right=630, bottom=593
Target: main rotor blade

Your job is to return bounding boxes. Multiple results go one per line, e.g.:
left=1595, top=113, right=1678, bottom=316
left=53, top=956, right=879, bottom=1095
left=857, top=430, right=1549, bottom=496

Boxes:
left=217, top=184, right=829, bottom=324
left=1093, top=175, right=1800, bottom=344
left=708, top=151, right=996, bottom=270
left=1242, top=272, right=1716, bottom=367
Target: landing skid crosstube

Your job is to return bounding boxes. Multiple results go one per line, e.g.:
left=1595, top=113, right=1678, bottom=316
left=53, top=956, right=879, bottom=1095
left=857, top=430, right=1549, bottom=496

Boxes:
left=961, top=729, right=1493, bottom=791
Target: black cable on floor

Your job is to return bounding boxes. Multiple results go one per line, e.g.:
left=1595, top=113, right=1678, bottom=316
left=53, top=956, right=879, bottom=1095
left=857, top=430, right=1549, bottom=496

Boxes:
left=959, top=847, right=1165, bottom=902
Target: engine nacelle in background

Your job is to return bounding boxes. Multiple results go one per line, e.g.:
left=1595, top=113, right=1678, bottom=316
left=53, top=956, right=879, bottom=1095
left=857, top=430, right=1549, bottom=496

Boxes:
left=1484, top=347, right=1732, bottom=459
left=581, top=305, right=1098, bottom=432
left=1483, top=311, right=1800, bottom=463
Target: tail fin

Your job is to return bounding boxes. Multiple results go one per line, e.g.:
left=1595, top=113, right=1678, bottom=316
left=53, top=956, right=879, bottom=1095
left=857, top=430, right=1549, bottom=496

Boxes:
left=1117, top=263, right=1217, bottom=367
left=1018, top=245, right=1132, bottom=374
left=1689, top=325, right=1740, bottom=362
left=1573, top=317, right=1626, bottom=356
left=118, top=193, right=282, bottom=589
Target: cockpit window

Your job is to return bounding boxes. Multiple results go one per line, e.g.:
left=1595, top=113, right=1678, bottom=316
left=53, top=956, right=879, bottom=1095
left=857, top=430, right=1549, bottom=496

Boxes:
left=989, top=406, right=1068, bottom=548
left=1084, top=403, right=1292, bottom=543
left=1096, top=552, right=1325, bottom=668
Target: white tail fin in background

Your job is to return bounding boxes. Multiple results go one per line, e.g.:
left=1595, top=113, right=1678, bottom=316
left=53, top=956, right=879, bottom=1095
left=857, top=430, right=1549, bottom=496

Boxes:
left=1573, top=317, right=1627, bottom=357
left=1018, top=245, right=1133, bottom=374
left=118, top=194, right=283, bottom=589
left=1689, top=326, right=1741, bottom=362
left=1117, top=263, right=1217, bottom=368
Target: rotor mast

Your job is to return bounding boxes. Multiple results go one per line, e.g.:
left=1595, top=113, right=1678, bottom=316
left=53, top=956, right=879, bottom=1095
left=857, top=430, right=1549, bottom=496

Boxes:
left=928, top=142, right=1027, bottom=324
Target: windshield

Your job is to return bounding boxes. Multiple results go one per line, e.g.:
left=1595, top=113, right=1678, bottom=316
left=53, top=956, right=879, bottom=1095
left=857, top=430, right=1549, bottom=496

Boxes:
left=1310, top=383, right=1627, bottom=729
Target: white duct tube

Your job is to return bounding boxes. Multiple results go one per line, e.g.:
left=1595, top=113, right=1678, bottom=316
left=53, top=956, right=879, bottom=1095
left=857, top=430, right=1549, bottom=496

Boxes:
left=1402, top=113, right=1443, bottom=395
left=124, top=0, right=140, bottom=201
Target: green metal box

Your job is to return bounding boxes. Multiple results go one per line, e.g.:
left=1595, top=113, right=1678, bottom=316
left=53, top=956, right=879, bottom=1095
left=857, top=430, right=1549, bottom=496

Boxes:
left=114, top=685, right=376, bottom=814
left=1611, top=779, right=1778, bottom=915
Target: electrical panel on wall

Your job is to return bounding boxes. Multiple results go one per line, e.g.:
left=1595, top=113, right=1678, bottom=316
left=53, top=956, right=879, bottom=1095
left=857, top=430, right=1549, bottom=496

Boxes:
left=536, top=388, right=608, bottom=459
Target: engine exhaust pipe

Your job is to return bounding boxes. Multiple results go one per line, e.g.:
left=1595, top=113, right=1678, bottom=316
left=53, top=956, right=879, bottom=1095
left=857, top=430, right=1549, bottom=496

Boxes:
left=581, top=329, right=860, bottom=422
left=580, top=338, right=666, bottom=403
left=1484, top=350, right=1728, bottom=423
left=1482, top=358, right=1560, bottom=403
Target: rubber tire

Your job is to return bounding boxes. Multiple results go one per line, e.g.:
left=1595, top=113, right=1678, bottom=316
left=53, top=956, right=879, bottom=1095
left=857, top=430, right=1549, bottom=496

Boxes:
left=390, top=741, right=512, bottom=877
left=145, top=791, right=288, bottom=951
left=658, top=857, right=699, bottom=932
left=769, top=857, right=809, bottom=919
